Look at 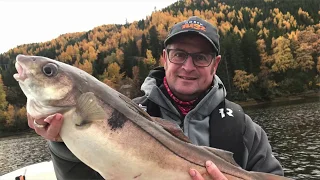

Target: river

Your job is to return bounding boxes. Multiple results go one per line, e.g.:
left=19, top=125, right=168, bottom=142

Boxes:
left=0, top=100, right=319, bottom=179
left=245, top=100, right=320, bottom=179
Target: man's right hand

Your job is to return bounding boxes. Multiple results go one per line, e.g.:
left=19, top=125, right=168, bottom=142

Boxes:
left=27, top=113, right=64, bottom=142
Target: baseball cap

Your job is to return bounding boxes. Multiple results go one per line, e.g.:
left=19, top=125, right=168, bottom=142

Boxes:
left=164, top=16, right=220, bottom=54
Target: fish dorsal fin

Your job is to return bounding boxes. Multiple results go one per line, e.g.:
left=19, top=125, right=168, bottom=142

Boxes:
left=75, top=92, right=106, bottom=125
left=203, top=146, right=239, bottom=167
left=119, top=94, right=153, bottom=121
left=151, top=117, right=191, bottom=143
left=118, top=94, right=190, bottom=143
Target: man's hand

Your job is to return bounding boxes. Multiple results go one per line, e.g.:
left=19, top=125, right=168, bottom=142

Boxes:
left=27, top=113, right=64, bottom=142
left=189, top=161, right=227, bottom=180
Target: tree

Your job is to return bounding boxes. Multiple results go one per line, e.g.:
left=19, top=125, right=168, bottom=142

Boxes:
left=241, top=30, right=261, bottom=74
left=0, top=75, right=7, bottom=111
left=1, top=60, right=26, bottom=107
left=218, top=32, right=244, bottom=94
left=5, top=104, right=15, bottom=127
left=233, top=70, right=258, bottom=92
left=148, top=26, right=161, bottom=63
left=123, top=39, right=139, bottom=78
left=103, top=62, right=125, bottom=90
left=271, top=36, right=295, bottom=73
left=140, top=34, right=148, bottom=58
left=74, top=60, right=93, bottom=75
left=144, top=49, right=156, bottom=68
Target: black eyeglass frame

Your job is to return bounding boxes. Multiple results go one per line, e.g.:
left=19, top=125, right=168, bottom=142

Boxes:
left=165, top=48, right=216, bottom=67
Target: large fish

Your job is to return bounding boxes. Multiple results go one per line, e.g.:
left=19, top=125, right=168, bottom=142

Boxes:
left=13, top=54, right=291, bottom=180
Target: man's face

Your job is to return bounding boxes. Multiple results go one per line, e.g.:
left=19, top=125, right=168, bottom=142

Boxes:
left=163, top=34, right=221, bottom=101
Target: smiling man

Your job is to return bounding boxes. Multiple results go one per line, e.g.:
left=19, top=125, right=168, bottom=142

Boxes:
left=28, top=16, right=284, bottom=179
left=133, top=16, right=284, bottom=179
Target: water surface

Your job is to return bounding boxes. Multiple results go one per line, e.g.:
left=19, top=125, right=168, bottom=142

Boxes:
left=245, top=100, right=320, bottom=179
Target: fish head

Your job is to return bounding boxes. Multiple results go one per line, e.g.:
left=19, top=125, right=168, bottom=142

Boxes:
left=13, top=54, right=76, bottom=118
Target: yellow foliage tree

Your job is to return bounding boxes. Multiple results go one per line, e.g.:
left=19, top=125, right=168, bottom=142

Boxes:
left=0, top=75, right=7, bottom=111
left=17, top=107, right=27, bottom=122
left=317, top=56, right=320, bottom=73
left=5, top=104, right=15, bottom=126
left=103, top=62, right=125, bottom=90
left=74, top=60, right=93, bottom=75
left=144, top=49, right=156, bottom=67
left=116, top=49, right=124, bottom=66
left=271, top=36, right=295, bottom=72
left=233, top=70, right=258, bottom=92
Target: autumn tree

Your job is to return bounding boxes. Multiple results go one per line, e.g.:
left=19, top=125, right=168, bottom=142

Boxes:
left=5, top=104, right=15, bottom=127
left=144, top=49, right=156, bottom=68
left=0, top=75, right=7, bottom=111
left=233, top=70, right=258, bottom=92
left=74, top=59, right=93, bottom=75
left=103, top=62, right=125, bottom=90
left=270, top=36, right=295, bottom=73
left=0, top=75, right=8, bottom=129
left=104, top=53, right=117, bottom=64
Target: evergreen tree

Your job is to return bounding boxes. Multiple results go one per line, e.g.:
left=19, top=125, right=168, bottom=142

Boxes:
left=123, top=39, right=139, bottom=78
left=93, top=51, right=108, bottom=78
left=218, top=32, right=244, bottom=94
left=140, top=34, right=148, bottom=58
left=148, top=26, right=161, bottom=63
left=241, top=29, right=261, bottom=75
left=1, top=60, right=26, bottom=107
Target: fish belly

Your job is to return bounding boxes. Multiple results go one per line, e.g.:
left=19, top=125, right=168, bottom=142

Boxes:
left=59, top=109, right=209, bottom=180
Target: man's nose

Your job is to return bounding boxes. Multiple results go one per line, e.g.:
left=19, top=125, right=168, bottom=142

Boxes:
left=181, top=55, right=196, bottom=70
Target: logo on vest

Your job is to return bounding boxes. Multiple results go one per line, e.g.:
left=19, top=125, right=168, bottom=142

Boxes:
left=219, top=108, right=234, bottom=118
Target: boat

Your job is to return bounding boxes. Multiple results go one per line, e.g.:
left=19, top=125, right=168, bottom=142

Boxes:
left=0, top=161, right=56, bottom=180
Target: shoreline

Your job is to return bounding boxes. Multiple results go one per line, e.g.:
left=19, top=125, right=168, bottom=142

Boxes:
left=0, top=129, right=36, bottom=139
left=237, top=91, right=320, bottom=109
left=1, top=91, right=319, bottom=138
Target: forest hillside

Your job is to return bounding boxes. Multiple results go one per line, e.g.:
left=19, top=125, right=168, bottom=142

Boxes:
left=0, top=0, right=319, bottom=132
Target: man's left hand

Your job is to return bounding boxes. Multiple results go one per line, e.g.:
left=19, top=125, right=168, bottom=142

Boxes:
left=189, top=161, right=227, bottom=180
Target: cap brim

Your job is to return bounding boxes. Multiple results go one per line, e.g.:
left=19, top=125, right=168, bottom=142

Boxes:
left=164, top=29, right=219, bottom=53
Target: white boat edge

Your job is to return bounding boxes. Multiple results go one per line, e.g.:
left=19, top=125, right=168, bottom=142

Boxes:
left=0, top=161, right=56, bottom=180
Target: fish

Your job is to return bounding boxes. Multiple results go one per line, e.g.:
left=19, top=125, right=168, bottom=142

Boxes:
left=13, top=54, right=292, bottom=180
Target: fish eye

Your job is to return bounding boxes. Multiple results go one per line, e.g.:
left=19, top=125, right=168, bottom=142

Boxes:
left=42, top=63, right=58, bottom=77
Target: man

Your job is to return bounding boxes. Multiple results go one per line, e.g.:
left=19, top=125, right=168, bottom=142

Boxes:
left=29, top=16, right=284, bottom=179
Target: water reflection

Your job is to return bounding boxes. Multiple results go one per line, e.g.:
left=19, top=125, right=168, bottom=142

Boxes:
left=0, top=132, right=50, bottom=175
left=245, top=101, right=320, bottom=180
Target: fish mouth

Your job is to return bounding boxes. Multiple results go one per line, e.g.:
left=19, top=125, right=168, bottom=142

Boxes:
left=13, top=60, right=27, bottom=82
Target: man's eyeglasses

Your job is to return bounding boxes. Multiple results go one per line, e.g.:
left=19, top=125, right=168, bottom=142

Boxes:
left=166, top=49, right=216, bottom=67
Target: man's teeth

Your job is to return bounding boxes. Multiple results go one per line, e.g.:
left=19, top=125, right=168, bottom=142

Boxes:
left=180, top=76, right=196, bottom=80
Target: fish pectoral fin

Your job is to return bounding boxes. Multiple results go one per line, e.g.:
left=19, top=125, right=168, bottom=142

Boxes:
left=76, top=92, right=106, bottom=125
left=203, top=146, right=240, bottom=167
left=151, top=117, right=191, bottom=143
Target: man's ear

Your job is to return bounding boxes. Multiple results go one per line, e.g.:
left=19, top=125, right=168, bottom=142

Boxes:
left=162, top=49, right=167, bottom=70
left=211, top=55, right=221, bottom=75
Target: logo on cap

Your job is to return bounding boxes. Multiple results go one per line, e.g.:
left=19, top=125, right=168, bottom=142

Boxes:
left=181, top=20, right=206, bottom=32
